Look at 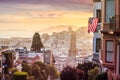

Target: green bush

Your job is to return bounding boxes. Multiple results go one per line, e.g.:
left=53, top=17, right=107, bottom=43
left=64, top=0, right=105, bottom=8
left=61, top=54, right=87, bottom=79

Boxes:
left=77, top=61, right=99, bottom=80
left=88, top=67, right=99, bottom=80
left=95, top=72, right=107, bottom=80
left=13, top=72, right=28, bottom=80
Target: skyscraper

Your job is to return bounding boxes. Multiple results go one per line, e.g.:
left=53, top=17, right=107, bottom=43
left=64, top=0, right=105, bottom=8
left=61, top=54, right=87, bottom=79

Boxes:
left=69, top=31, right=77, bottom=57
left=66, top=28, right=77, bottom=67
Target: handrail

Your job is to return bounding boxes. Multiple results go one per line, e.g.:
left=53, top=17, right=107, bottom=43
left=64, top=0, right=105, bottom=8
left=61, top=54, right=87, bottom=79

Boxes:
left=110, top=15, right=120, bottom=30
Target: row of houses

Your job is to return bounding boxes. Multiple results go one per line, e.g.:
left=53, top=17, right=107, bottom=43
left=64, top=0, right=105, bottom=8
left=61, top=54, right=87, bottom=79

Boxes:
left=0, top=48, right=55, bottom=74
left=92, top=0, right=120, bottom=80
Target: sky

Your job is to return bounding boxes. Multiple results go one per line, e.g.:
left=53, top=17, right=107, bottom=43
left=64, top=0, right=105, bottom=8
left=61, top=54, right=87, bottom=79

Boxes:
left=0, top=0, right=93, bottom=38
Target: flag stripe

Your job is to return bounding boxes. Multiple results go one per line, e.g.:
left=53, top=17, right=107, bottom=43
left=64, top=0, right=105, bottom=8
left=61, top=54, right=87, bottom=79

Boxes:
left=88, top=18, right=98, bottom=33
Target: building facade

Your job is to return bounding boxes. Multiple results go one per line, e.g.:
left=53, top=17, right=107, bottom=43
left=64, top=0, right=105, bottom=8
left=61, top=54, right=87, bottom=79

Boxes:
left=0, top=54, right=3, bottom=73
left=92, top=0, right=101, bottom=63
left=101, top=0, right=120, bottom=79
left=43, top=50, right=55, bottom=66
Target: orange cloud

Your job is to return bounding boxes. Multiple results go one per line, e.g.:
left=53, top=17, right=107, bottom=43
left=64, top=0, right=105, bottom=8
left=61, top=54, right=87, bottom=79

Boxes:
left=0, top=10, right=92, bottom=38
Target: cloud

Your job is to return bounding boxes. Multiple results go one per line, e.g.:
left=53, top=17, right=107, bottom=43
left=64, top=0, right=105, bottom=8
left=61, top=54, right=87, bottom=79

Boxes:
left=47, top=25, right=78, bottom=31
left=0, top=0, right=93, bottom=38
left=68, top=0, right=92, bottom=5
left=0, top=29, right=26, bottom=31
left=47, top=13, right=56, bottom=17
left=37, top=25, right=78, bottom=33
left=0, top=11, right=92, bottom=27
left=0, top=0, right=92, bottom=4
left=0, top=0, right=93, bottom=12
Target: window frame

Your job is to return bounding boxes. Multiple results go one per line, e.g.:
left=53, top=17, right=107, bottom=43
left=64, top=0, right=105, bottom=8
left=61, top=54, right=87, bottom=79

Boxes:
left=96, top=9, right=101, bottom=23
left=105, top=40, right=114, bottom=63
left=96, top=38, right=101, bottom=52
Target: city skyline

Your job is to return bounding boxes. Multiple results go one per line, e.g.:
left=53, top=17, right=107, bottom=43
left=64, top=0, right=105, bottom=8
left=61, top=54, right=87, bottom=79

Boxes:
left=0, top=0, right=93, bottom=38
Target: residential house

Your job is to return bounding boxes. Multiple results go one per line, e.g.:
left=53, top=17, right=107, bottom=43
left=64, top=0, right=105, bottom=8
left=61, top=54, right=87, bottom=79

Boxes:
left=101, top=0, right=120, bottom=80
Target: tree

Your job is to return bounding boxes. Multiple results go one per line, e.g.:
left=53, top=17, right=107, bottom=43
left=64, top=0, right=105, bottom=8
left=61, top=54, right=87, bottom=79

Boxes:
left=1, top=50, right=15, bottom=74
left=31, top=64, right=45, bottom=80
left=77, top=62, right=99, bottom=80
left=88, top=67, right=99, bottom=80
left=95, top=72, right=107, bottom=80
left=48, top=65, right=59, bottom=80
left=34, top=61, right=49, bottom=79
left=21, top=61, right=32, bottom=75
left=31, top=32, right=44, bottom=52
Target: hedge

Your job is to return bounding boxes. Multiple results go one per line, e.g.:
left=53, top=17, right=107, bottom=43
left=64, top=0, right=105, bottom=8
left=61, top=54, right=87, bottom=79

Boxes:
left=13, top=72, right=28, bottom=80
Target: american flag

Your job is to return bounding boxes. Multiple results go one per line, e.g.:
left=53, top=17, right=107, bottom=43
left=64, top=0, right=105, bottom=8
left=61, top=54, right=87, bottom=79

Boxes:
left=88, top=18, right=98, bottom=33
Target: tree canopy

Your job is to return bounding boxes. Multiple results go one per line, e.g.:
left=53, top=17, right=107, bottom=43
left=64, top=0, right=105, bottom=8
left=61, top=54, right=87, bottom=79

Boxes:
left=31, top=32, right=44, bottom=52
left=1, top=50, right=15, bottom=74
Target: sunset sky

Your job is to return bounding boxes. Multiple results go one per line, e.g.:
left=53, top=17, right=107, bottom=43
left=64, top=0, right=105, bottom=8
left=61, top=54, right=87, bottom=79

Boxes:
left=0, top=0, right=93, bottom=38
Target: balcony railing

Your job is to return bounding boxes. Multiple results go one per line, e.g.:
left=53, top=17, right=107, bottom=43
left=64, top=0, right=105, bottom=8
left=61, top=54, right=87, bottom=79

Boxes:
left=110, top=15, right=120, bottom=30
left=110, top=16, right=116, bottom=30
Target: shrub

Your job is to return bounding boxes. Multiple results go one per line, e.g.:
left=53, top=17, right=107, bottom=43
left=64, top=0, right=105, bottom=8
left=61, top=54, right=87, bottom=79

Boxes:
left=95, top=72, right=107, bottom=80
left=22, top=61, right=32, bottom=75
left=88, top=67, right=99, bottom=80
left=31, top=64, right=45, bottom=80
left=13, top=72, right=28, bottom=80
left=60, top=66, right=77, bottom=80
left=77, top=61, right=99, bottom=80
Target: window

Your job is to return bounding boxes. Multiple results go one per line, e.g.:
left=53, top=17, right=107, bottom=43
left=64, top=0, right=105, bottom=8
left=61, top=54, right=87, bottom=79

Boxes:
left=105, top=40, right=113, bottom=62
left=96, top=10, right=101, bottom=23
left=96, top=38, right=101, bottom=52
left=106, top=0, right=114, bottom=22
